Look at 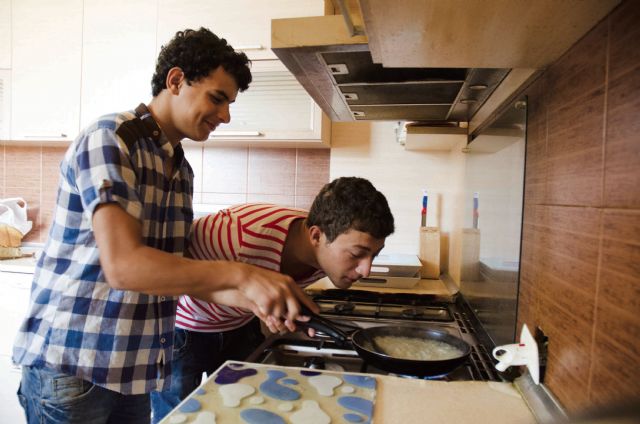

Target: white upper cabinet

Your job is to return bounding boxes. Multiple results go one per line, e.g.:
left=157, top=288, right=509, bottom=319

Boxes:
left=0, top=70, right=10, bottom=140
left=6, top=0, right=328, bottom=147
left=207, top=60, right=330, bottom=148
left=11, top=0, right=83, bottom=141
left=0, top=0, right=10, bottom=69
left=157, top=0, right=325, bottom=60
left=80, top=0, right=158, bottom=128
left=157, top=0, right=330, bottom=147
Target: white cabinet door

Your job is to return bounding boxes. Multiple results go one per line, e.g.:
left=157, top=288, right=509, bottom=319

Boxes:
left=156, top=0, right=330, bottom=148
left=204, top=60, right=330, bottom=148
left=11, top=0, right=82, bottom=141
left=0, top=0, right=10, bottom=69
left=80, top=0, right=158, bottom=129
left=157, top=0, right=325, bottom=60
left=0, top=69, right=10, bottom=140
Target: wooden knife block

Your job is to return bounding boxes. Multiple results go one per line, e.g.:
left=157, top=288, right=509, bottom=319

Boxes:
left=461, top=228, right=481, bottom=281
left=419, top=226, right=441, bottom=279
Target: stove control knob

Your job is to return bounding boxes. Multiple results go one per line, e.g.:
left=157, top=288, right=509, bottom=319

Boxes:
left=303, top=356, right=326, bottom=370
left=402, top=307, right=424, bottom=318
left=334, top=302, right=356, bottom=313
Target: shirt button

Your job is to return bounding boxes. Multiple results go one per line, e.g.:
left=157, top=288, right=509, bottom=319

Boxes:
left=153, top=130, right=159, bottom=136
left=160, top=337, right=166, bottom=344
left=159, top=296, right=166, bottom=301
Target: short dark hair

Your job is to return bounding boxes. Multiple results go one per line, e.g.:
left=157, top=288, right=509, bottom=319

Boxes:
left=151, top=27, right=252, bottom=96
left=307, top=177, right=394, bottom=242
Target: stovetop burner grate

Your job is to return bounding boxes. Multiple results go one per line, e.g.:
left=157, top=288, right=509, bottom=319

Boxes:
left=467, top=345, right=501, bottom=381
left=453, top=310, right=476, bottom=334
left=310, top=288, right=454, bottom=305
left=316, top=300, right=454, bottom=322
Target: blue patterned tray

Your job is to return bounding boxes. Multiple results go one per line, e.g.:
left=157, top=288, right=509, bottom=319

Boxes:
left=161, top=360, right=377, bottom=424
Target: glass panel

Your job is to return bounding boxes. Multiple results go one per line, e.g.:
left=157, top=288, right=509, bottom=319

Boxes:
left=460, top=97, right=527, bottom=346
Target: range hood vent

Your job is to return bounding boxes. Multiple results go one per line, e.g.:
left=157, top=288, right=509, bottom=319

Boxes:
left=272, top=42, right=509, bottom=123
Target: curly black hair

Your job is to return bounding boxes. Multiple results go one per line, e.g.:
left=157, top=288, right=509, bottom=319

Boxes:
left=307, top=177, right=395, bottom=243
left=151, top=28, right=252, bottom=96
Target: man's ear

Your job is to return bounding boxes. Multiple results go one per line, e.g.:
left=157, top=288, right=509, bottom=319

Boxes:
left=308, top=225, right=323, bottom=247
left=166, top=67, right=185, bottom=95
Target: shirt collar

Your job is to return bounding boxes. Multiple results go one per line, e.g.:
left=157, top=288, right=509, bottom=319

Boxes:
left=134, top=103, right=178, bottom=159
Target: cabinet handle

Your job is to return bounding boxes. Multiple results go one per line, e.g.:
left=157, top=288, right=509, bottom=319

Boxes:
left=209, top=131, right=264, bottom=138
left=23, top=133, right=68, bottom=138
left=235, top=44, right=264, bottom=51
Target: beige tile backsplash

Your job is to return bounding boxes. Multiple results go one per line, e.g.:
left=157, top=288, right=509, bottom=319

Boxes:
left=0, top=143, right=329, bottom=242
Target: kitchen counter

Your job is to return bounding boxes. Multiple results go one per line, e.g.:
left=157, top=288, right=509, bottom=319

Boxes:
left=375, top=373, right=534, bottom=423
left=162, top=361, right=536, bottom=423
left=0, top=244, right=41, bottom=274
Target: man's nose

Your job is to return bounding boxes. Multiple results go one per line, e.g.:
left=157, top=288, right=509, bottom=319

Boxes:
left=219, top=104, right=231, bottom=124
left=356, top=259, right=373, bottom=278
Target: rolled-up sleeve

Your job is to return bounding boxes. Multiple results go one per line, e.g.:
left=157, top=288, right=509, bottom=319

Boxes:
left=73, top=127, right=143, bottom=224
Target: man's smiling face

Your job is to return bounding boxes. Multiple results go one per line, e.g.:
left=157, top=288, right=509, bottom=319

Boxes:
left=172, top=66, right=239, bottom=142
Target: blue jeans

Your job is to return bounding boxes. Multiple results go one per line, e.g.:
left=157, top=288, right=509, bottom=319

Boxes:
left=150, top=319, right=264, bottom=423
left=17, top=365, right=150, bottom=424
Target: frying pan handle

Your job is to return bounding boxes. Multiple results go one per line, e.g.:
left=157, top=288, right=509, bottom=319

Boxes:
left=297, top=305, right=350, bottom=343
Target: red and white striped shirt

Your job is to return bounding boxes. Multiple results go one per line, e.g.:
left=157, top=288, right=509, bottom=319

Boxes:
left=176, top=204, right=325, bottom=332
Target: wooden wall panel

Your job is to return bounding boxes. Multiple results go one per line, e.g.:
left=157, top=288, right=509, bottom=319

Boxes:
left=518, top=0, right=640, bottom=414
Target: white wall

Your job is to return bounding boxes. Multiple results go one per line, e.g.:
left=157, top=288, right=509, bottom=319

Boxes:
left=329, top=121, right=467, bottom=273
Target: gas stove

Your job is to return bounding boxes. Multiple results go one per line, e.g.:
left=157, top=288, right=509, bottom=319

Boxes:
left=246, top=289, right=501, bottom=382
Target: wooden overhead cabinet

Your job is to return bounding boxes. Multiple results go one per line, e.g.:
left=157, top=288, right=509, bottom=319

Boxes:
left=359, top=0, right=621, bottom=68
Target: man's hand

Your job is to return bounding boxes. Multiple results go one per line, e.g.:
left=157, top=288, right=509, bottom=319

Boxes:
left=194, top=261, right=319, bottom=333
left=93, top=203, right=319, bottom=328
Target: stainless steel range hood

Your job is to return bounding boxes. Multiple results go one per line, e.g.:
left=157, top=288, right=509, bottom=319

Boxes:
left=272, top=41, right=509, bottom=123
left=271, top=15, right=508, bottom=124
left=271, top=1, right=620, bottom=126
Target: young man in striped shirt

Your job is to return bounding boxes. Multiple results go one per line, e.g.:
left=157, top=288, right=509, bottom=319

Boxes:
left=151, top=176, right=395, bottom=422
left=13, top=28, right=316, bottom=424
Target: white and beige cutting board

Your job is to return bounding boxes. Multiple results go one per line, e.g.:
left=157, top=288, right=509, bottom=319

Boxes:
left=375, top=375, right=536, bottom=423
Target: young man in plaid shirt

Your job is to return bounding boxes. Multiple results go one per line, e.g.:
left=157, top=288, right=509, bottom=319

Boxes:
left=12, top=28, right=315, bottom=423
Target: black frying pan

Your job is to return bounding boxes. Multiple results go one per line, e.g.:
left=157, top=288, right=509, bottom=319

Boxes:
left=298, top=307, right=471, bottom=377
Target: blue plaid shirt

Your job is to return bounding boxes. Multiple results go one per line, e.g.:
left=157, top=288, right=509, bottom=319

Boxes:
left=12, top=104, right=194, bottom=395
